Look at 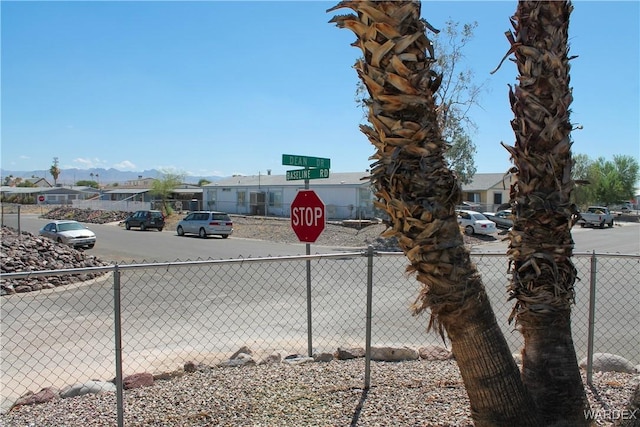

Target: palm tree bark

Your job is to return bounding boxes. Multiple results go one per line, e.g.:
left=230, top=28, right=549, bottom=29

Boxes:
left=329, top=2, right=539, bottom=425
left=503, top=1, right=591, bottom=424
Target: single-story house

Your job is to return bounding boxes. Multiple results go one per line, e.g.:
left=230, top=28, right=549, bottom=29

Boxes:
left=460, top=173, right=514, bottom=212
left=203, top=172, right=375, bottom=220
left=202, top=172, right=515, bottom=220
left=0, top=185, right=100, bottom=204
left=100, top=183, right=203, bottom=212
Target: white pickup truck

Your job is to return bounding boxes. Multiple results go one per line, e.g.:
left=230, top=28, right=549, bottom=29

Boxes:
left=577, top=206, right=614, bottom=228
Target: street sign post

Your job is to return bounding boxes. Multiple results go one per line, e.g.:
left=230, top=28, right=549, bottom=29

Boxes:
left=283, top=155, right=330, bottom=358
left=286, top=168, right=330, bottom=181
left=290, top=190, right=326, bottom=243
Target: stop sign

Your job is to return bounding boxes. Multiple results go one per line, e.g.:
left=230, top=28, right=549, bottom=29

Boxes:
left=291, top=190, right=325, bottom=243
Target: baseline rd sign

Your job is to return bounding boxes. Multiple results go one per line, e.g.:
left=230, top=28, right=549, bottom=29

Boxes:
left=290, top=190, right=326, bottom=243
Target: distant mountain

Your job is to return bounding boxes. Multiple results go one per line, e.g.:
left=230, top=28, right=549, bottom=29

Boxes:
left=0, top=168, right=226, bottom=185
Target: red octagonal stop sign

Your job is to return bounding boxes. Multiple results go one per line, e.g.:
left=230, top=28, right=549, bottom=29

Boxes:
left=291, top=190, right=325, bottom=243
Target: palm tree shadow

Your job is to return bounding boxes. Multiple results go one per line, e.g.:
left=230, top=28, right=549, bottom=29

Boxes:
left=350, top=387, right=370, bottom=427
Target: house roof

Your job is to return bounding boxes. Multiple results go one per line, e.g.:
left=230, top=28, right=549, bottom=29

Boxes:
left=103, top=189, right=148, bottom=195
left=204, top=172, right=513, bottom=192
left=0, top=186, right=98, bottom=195
left=206, top=172, right=371, bottom=188
left=461, top=173, right=513, bottom=191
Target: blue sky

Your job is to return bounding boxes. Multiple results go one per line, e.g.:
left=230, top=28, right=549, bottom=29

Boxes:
left=2, top=1, right=639, bottom=179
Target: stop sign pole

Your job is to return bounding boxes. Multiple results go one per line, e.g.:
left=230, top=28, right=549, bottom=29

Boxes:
left=289, top=179, right=327, bottom=356
left=304, top=179, right=312, bottom=358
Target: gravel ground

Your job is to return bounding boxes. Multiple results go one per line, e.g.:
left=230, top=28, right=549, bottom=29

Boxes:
left=2, top=358, right=637, bottom=427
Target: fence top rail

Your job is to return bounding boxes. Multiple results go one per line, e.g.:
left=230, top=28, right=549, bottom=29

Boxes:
left=2, top=250, right=637, bottom=280
left=469, top=251, right=639, bottom=259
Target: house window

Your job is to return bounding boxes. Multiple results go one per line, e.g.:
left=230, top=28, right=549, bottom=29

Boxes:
left=269, top=191, right=282, bottom=208
left=358, top=187, right=373, bottom=206
left=466, top=193, right=481, bottom=203
left=493, top=192, right=502, bottom=205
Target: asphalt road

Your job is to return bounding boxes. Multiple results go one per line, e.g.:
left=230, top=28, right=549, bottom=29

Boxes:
left=17, top=215, right=347, bottom=262
left=16, top=214, right=640, bottom=262
left=2, top=215, right=638, bottom=411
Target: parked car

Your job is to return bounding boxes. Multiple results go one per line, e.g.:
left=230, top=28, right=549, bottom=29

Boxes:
left=456, top=210, right=497, bottom=235
left=483, top=209, right=513, bottom=229
left=577, top=206, right=614, bottom=228
left=124, top=210, right=165, bottom=231
left=176, top=211, right=233, bottom=239
left=39, top=220, right=96, bottom=249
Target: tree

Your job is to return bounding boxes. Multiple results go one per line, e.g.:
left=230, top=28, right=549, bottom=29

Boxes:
left=150, top=170, right=185, bottom=216
left=432, top=20, right=482, bottom=184
left=571, top=154, right=639, bottom=208
left=590, top=155, right=639, bottom=206
left=197, top=178, right=212, bottom=187
left=354, top=19, right=482, bottom=184
left=571, top=153, right=595, bottom=207
left=502, top=1, right=590, bottom=424
left=329, top=2, right=540, bottom=425
left=49, top=157, right=61, bottom=186
left=16, top=180, right=35, bottom=188
left=76, top=180, right=99, bottom=189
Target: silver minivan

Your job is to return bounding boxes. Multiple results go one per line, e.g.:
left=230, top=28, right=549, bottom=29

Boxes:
left=176, top=211, right=233, bottom=238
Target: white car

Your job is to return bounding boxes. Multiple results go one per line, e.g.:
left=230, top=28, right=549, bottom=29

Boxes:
left=456, top=210, right=497, bottom=235
left=176, top=211, right=233, bottom=239
left=39, top=220, right=97, bottom=249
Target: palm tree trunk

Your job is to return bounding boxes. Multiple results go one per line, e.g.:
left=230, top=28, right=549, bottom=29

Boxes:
left=329, top=2, right=539, bottom=425
left=503, top=1, right=590, bottom=424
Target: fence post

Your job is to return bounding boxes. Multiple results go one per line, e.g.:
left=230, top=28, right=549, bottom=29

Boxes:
left=586, top=251, right=597, bottom=386
left=113, top=265, right=124, bottom=427
left=364, top=245, right=374, bottom=389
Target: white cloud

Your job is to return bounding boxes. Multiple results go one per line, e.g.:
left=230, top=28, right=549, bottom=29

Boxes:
left=18, top=155, right=30, bottom=160
left=113, top=160, right=137, bottom=171
left=73, top=157, right=108, bottom=168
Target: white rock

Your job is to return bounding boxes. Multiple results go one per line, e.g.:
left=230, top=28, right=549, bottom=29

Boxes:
left=579, top=353, right=635, bottom=373
left=60, top=381, right=116, bottom=398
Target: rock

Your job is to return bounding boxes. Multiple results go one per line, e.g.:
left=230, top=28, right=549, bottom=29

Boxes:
left=417, top=345, right=454, bottom=361
left=218, top=352, right=255, bottom=368
left=230, top=346, right=253, bottom=360
left=123, top=372, right=154, bottom=390
left=1, top=226, right=110, bottom=293
left=371, top=346, right=419, bottom=362
left=336, top=347, right=365, bottom=360
left=283, top=356, right=315, bottom=365
left=11, top=387, right=59, bottom=409
left=579, top=353, right=636, bottom=373
left=258, top=352, right=282, bottom=365
left=60, top=380, right=116, bottom=398
left=314, top=352, right=334, bottom=362
left=184, top=361, right=197, bottom=373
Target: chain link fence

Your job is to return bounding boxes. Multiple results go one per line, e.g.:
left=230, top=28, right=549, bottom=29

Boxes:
left=1, top=250, right=638, bottom=418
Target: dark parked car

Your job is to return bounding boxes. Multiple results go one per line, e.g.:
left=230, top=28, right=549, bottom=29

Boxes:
left=124, top=210, right=165, bottom=231
left=483, top=209, right=513, bottom=229
left=39, top=220, right=96, bottom=249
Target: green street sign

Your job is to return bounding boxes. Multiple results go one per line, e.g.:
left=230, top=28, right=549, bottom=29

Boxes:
left=282, top=154, right=331, bottom=169
left=286, top=168, right=330, bottom=181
